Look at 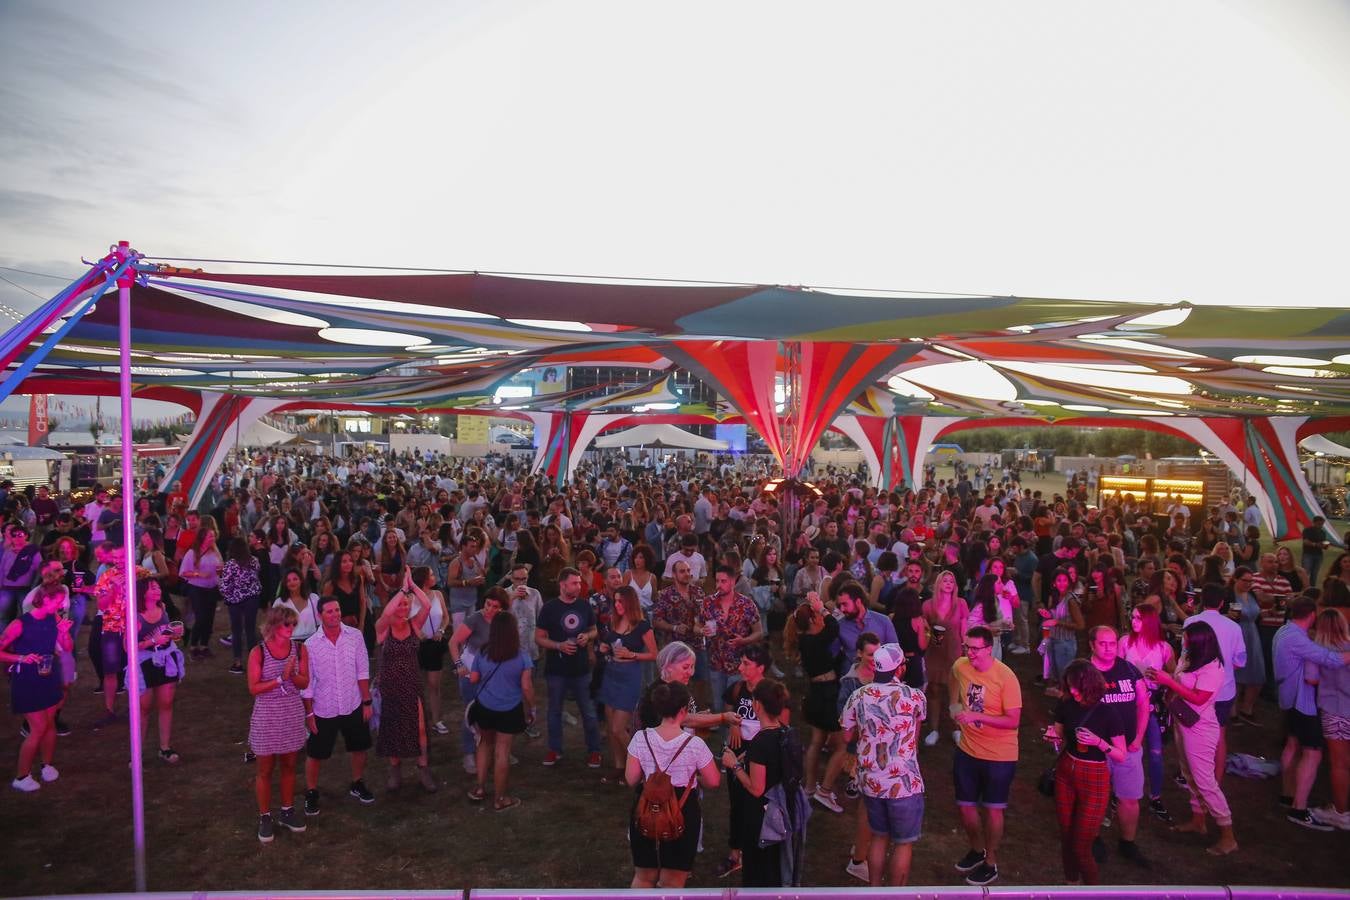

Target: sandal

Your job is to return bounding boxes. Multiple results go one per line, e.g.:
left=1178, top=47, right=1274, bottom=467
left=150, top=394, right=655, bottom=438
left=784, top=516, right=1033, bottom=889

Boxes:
left=159, top=748, right=181, bottom=765
left=494, top=796, right=521, bottom=812
left=599, top=767, right=625, bottom=785
left=467, top=786, right=486, bottom=803
left=714, top=855, right=742, bottom=879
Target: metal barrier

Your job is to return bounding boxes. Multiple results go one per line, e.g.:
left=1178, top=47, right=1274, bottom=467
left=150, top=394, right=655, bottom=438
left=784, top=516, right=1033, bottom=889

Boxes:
left=17, top=888, right=1350, bottom=900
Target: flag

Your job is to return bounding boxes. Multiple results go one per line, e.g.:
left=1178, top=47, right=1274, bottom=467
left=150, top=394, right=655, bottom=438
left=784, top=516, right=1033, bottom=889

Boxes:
left=28, top=394, right=49, bottom=446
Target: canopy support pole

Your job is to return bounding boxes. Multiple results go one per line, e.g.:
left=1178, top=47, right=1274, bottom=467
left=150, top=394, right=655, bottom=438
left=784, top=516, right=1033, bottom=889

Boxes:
left=115, top=240, right=148, bottom=893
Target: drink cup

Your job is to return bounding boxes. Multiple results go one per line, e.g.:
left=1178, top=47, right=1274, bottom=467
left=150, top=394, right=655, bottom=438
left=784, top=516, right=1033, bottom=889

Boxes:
left=37, top=654, right=53, bottom=677
left=703, top=618, right=717, bottom=637
left=932, top=624, right=947, bottom=645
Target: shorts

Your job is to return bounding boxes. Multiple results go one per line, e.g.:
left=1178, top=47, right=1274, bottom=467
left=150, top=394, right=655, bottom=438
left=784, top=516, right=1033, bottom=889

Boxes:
left=418, top=637, right=449, bottom=672
left=468, top=700, right=527, bottom=735
left=1285, top=708, right=1325, bottom=751
left=952, top=746, right=1016, bottom=809
left=804, top=679, right=842, bottom=732
left=863, top=793, right=924, bottom=843
left=305, top=708, right=374, bottom=760
left=629, top=788, right=701, bottom=872
left=1321, top=711, right=1350, bottom=742
left=1107, top=746, right=1145, bottom=800
left=1213, top=698, right=1234, bottom=727
left=140, top=659, right=179, bottom=690
left=100, top=632, right=127, bottom=672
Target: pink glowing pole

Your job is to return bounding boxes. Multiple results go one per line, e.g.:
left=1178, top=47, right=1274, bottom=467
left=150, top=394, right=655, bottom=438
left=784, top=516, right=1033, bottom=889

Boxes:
left=114, top=240, right=148, bottom=892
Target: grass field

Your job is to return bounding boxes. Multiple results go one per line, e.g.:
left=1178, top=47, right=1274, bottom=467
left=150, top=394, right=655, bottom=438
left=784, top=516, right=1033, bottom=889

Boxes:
left=5, top=469, right=1347, bottom=895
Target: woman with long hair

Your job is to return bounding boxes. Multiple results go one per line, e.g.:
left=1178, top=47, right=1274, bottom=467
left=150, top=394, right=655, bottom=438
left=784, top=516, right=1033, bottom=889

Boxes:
left=410, top=565, right=451, bottom=736
left=536, top=524, right=570, bottom=598
left=219, top=536, right=263, bottom=674
left=1309, top=608, right=1350, bottom=828
left=265, top=515, right=294, bottom=604
left=449, top=587, right=511, bottom=775
left=1083, top=561, right=1123, bottom=635
left=922, top=568, right=969, bottom=743
left=1226, top=567, right=1265, bottom=724
left=968, top=573, right=1013, bottom=661
left=323, top=551, right=367, bottom=636
left=374, top=567, right=437, bottom=793
left=467, top=611, right=536, bottom=810
left=375, top=529, right=407, bottom=609
left=179, top=527, right=223, bottom=659
left=625, top=544, right=659, bottom=615
left=1047, top=659, right=1127, bottom=884
left=1146, top=568, right=1187, bottom=640
left=1275, top=545, right=1310, bottom=596
left=1149, top=621, right=1237, bottom=855
left=247, top=606, right=310, bottom=842
left=2, top=572, right=74, bottom=791
left=1039, top=567, right=1085, bottom=698
left=272, top=567, right=321, bottom=643
left=130, top=577, right=186, bottom=763
left=597, top=585, right=658, bottom=779
left=794, top=596, right=843, bottom=812
left=1118, top=603, right=1177, bottom=821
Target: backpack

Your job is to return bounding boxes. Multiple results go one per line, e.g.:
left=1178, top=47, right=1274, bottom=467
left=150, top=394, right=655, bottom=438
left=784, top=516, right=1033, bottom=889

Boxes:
left=634, top=730, right=695, bottom=841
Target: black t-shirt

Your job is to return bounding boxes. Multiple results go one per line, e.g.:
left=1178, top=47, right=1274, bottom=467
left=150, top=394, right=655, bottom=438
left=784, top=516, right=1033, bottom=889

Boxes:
left=1054, top=697, right=1125, bottom=762
left=1094, top=658, right=1144, bottom=744
left=798, top=616, right=841, bottom=679
left=746, top=726, right=787, bottom=796
left=536, top=598, right=595, bottom=677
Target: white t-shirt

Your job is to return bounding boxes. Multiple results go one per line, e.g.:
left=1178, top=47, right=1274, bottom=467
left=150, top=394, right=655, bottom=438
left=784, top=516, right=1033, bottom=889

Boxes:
left=626, top=728, right=713, bottom=790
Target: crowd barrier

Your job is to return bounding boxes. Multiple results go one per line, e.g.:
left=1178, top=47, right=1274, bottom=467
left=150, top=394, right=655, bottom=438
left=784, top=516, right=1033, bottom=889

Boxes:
left=18, top=887, right=1349, bottom=900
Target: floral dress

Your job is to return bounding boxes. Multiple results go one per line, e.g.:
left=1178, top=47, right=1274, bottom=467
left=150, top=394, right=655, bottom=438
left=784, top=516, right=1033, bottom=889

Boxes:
left=375, top=628, right=424, bottom=757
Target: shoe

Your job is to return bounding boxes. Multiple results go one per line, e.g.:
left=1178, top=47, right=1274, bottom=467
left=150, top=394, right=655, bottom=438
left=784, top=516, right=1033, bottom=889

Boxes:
left=11, top=775, right=40, bottom=793
left=1311, top=806, right=1350, bottom=831
left=349, top=779, right=375, bottom=804
left=1287, top=808, right=1333, bottom=831
left=257, top=813, right=274, bottom=843
left=220, top=634, right=233, bottom=647
left=387, top=764, right=402, bottom=792
left=228, top=663, right=244, bottom=675
left=92, top=711, right=121, bottom=730
left=432, top=720, right=449, bottom=735
left=954, top=849, right=986, bottom=873
left=715, top=855, right=743, bottom=879
left=39, top=764, right=59, bottom=783
left=811, top=786, right=844, bottom=813
left=1174, top=772, right=1189, bottom=788
left=278, top=806, right=306, bottom=833
left=159, top=748, right=181, bottom=764
left=542, top=751, right=562, bottom=767
left=55, top=718, right=71, bottom=737
left=1091, top=836, right=1108, bottom=864
left=243, top=751, right=256, bottom=764
left=524, top=726, right=541, bottom=740
left=844, top=777, right=860, bottom=799
left=304, top=789, right=320, bottom=816
left=951, top=729, right=963, bottom=745
left=1011, top=644, right=1031, bottom=655
left=462, top=755, right=477, bottom=775
left=1119, top=839, right=1150, bottom=868
left=587, top=751, right=603, bottom=769
left=845, top=857, right=869, bottom=883
left=18, top=722, right=29, bottom=739
left=563, top=711, right=578, bottom=726
left=1148, top=798, right=1173, bottom=824
left=417, top=764, right=438, bottom=792
left=923, top=730, right=939, bottom=747
left=509, top=754, right=519, bottom=766
left=965, top=862, right=999, bottom=886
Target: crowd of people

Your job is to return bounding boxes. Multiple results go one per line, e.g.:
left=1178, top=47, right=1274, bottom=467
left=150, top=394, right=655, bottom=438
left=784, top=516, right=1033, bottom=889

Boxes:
left=1, top=450, right=1349, bottom=887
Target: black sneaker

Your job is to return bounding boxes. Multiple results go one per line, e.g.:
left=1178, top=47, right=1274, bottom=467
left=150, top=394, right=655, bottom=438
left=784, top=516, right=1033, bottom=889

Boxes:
left=1287, top=808, right=1333, bottom=831
left=278, top=806, right=306, bottom=833
left=257, top=813, right=274, bottom=844
left=1119, top=839, right=1150, bottom=868
left=243, top=750, right=256, bottom=764
left=1091, top=837, right=1108, bottom=864
left=954, top=849, right=987, bottom=873
left=349, top=779, right=375, bottom=804
left=1148, top=797, right=1173, bottom=823
left=965, top=862, right=999, bottom=886
left=228, top=662, right=244, bottom=675
left=54, top=718, right=72, bottom=737
left=304, top=789, right=320, bottom=816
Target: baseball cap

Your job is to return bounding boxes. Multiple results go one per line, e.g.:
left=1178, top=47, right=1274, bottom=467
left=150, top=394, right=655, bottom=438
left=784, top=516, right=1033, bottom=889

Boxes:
left=873, top=643, right=906, bottom=673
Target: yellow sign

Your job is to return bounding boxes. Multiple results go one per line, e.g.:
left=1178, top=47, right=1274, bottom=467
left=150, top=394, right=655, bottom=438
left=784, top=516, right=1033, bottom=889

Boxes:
left=457, top=415, right=489, bottom=444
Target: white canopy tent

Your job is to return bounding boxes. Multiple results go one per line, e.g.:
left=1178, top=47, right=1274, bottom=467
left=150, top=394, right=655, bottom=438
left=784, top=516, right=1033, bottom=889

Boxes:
left=593, top=423, right=729, bottom=451
left=1301, top=434, right=1350, bottom=458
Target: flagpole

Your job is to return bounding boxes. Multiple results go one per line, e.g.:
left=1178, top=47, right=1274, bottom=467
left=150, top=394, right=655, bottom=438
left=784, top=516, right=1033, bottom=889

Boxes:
left=115, top=240, right=148, bottom=893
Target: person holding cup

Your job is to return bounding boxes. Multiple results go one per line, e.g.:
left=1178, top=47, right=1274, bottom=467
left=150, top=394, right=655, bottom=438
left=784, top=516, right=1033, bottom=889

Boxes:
left=1, top=579, right=73, bottom=791
left=132, top=577, right=187, bottom=764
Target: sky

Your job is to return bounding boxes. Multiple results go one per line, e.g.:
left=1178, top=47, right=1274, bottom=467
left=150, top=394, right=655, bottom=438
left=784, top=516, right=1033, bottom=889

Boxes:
left=3, top=0, right=1350, bottom=419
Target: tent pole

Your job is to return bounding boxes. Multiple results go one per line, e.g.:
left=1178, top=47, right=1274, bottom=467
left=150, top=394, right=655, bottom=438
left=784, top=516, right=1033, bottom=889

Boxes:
left=115, top=241, right=148, bottom=893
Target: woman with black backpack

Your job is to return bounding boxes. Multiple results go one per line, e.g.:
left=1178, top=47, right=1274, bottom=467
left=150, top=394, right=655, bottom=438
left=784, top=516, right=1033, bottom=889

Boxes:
left=624, top=680, right=720, bottom=888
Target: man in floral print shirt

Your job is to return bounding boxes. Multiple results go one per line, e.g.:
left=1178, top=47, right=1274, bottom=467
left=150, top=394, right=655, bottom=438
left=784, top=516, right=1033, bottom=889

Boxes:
left=840, top=643, right=927, bottom=887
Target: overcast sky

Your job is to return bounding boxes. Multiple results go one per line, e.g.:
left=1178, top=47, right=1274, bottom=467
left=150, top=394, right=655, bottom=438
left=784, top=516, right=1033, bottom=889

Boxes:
left=3, top=0, right=1350, bottom=417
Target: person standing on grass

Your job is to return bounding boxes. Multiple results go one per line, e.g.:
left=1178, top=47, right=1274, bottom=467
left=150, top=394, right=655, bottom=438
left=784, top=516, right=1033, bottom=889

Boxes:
left=713, top=643, right=772, bottom=880
left=1184, top=582, right=1246, bottom=786
left=922, top=569, right=968, bottom=747
left=449, top=587, right=511, bottom=774
left=91, top=545, right=133, bottom=728
left=374, top=568, right=438, bottom=794
left=2, top=580, right=72, bottom=792
left=1271, top=597, right=1350, bottom=831
left=1308, top=608, right=1350, bottom=830
left=22, top=560, right=76, bottom=737
left=839, top=643, right=926, bottom=887
left=248, top=606, right=310, bottom=843
left=597, top=585, right=658, bottom=780
left=301, top=596, right=375, bottom=813
left=130, top=578, right=186, bottom=765
left=535, top=567, right=603, bottom=769
left=949, top=625, right=1022, bottom=887
left=466, top=611, right=535, bottom=811
left=179, top=527, right=223, bottom=660
left=219, top=537, right=262, bottom=675
left=1084, top=626, right=1151, bottom=868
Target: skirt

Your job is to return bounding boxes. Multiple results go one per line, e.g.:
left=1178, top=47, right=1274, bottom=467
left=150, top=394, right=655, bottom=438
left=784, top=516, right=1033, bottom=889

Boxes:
left=629, top=786, right=702, bottom=872
left=468, top=700, right=527, bottom=735
left=804, top=679, right=841, bottom=732
left=597, top=660, right=644, bottom=713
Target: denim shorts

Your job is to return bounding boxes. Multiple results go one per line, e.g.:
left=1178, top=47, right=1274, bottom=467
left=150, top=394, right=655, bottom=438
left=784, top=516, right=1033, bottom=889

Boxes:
left=953, top=746, right=1016, bottom=808
left=1107, top=746, right=1145, bottom=800
left=863, top=793, right=924, bottom=843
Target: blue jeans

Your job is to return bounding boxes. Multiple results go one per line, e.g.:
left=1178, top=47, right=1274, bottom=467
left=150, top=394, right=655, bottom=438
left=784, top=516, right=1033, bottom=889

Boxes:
left=546, top=673, right=601, bottom=755
left=709, top=669, right=741, bottom=713
left=1142, top=711, right=1165, bottom=800
left=1049, top=637, right=1078, bottom=682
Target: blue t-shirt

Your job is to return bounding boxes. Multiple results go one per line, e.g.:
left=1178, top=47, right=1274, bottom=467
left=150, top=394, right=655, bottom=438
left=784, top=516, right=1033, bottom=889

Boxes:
left=471, top=651, right=533, bottom=712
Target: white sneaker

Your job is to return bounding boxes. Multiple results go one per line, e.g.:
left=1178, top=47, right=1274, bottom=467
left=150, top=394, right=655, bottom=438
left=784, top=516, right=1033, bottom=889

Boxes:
left=923, top=730, right=940, bottom=747
left=432, top=720, right=449, bottom=735
left=11, top=775, right=40, bottom=792
left=1011, top=644, right=1031, bottom=655
left=952, top=730, right=963, bottom=745
left=563, top=711, right=578, bottom=726
left=462, top=755, right=477, bottom=775
left=811, top=786, right=844, bottom=814
left=39, top=764, right=58, bottom=783
left=845, top=857, right=869, bottom=883
left=1311, top=805, right=1350, bottom=831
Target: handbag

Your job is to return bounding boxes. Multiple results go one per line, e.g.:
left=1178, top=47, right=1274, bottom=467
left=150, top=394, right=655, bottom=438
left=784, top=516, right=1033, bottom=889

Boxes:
left=1165, top=689, right=1201, bottom=729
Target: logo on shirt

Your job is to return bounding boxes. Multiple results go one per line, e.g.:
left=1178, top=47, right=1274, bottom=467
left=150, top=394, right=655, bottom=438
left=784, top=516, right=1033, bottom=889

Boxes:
left=562, top=611, right=582, bottom=632
left=966, top=683, right=986, bottom=714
